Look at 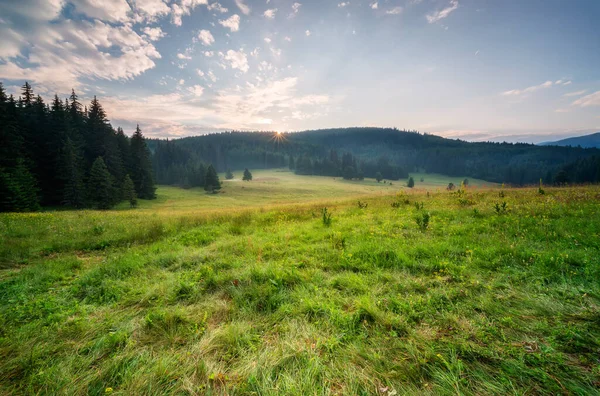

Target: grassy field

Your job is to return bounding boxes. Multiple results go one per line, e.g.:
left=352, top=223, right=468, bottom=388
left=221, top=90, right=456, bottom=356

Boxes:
left=1, top=172, right=599, bottom=395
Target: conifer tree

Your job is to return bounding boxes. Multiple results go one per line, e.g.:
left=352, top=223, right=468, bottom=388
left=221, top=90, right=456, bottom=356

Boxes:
left=407, top=176, right=415, bottom=188
left=375, top=172, right=383, bottom=182
left=0, top=159, right=40, bottom=212
left=225, top=169, right=234, bottom=180
left=204, top=164, right=221, bottom=192
left=122, top=174, right=137, bottom=208
left=243, top=168, right=253, bottom=181
left=88, top=157, right=114, bottom=210
left=61, top=138, right=86, bottom=208
left=130, top=125, right=156, bottom=199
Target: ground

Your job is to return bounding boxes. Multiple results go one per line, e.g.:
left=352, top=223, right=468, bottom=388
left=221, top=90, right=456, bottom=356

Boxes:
left=0, top=171, right=598, bottom=395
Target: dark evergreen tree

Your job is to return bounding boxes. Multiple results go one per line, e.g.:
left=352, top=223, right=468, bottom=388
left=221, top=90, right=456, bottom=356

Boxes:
left=205, top=164, right=221, bottom=191
left=0, top=159, right=40, bottom=212
left=226, top=169, right=234, bottom=180
left=130, top=125, right=156, bottom=199
left=122, top=174, right=137, bottom=208
left=88, top=157, right=114, bottom=210
left=407, top=176, right=415, bottom=188
left=375, top=172, right=383, bottom=182
left=343, top=166, right=355, bottom=180
left=243, top=168, right=253, bottom=181
left=288, top=155, right=295, bottom=170
left=61, top=138, right=86, bottom=208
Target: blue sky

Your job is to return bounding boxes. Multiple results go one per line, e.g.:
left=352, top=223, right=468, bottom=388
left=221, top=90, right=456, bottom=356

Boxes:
left=0, top=0, right=599, bottom=142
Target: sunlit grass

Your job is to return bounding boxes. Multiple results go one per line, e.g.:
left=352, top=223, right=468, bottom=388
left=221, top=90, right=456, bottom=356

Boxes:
left=1, top=174, right=598, bottom=394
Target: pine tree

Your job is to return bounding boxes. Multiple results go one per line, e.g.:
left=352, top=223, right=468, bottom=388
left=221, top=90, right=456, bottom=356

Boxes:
left=61, top=138, right=86, bottom=208
left=0, top=159, right=40, bottom=212
left=242, top=168, right=253, bottom=181
left=375, top=172, right=383, bottom=182
left=407, top=176, right=415, bottom=188
left=288, top=155, right=295, bottom=170
left=204, top=164, right=221, bottom=192
left=122, top=174, right=137, bottom=208
left=225, top=169, right=234, bottom=180
left=130, top=125, right=156, bottom=199
left=21, top=82, right=34, bottom=107
left=88, top=157, right=114, bottom=210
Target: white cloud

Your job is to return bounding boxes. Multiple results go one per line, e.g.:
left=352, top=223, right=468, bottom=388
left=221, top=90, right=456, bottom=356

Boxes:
left=264, top=37, right=272, bottom=43
left=196, top=69, right=205, bottom=77
left=264, top=8, right=277, bottom=18
left=502, top=80, right=555, bottom=96
left=292, top=2, right=301, bottom=14
left=219, top=14, right=240, bottom=32
left=305, top=30, right=311, bottom=36
left=142, top=26, right=166, bottom=41
left=72, top=0, right=132, bottom=23
left=284, top=36, right=292, bottom=42
left=224, top=49, right=249, bottom=73
left=207, top=2, right=228, bottom=13
left=131, top=0, right=170, bottom=21
left=204, top=51, right=214, bottom=57
left=198, top=29, right=215, bottom=45
left=0, top=18, right=160, bottom=91
left=207, top=70, right=217, bottom=82
left=179, top=79, right=185, bottom=85
left=177, top=53, right=192, bottom=60
left=235, top=0, right=250, bottom=15
left=572, top=91, right=600, bottom=107
left=170, top=0, right=209, bottom=26
left=188, top=84, right=204, bottom=96
left=338, top=2, right=350, bottom=7
left=564, top=90, right=587, bottom=97
left=370, top=2, right=378, bottom=10
left=426, top=0, right=459, bottom=23
left=386, top=6, right=403, bottom=15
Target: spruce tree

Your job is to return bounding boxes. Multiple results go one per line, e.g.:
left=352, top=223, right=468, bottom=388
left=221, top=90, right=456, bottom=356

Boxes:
left=0, top=159, right=40, bottom=212
left=407, top=176, right=415, bottom=188
left=130, top=125, right=156, bottom=199
left=61, top=138, right=86, bottom=208
left=375, top=172, right=383, bottom=182
left=242, top=168, right=253, bottom=181
left=88, top=157, right=114, bottom=210
left=122, top=174, right=137, bottom=208
left=226, top=169, right=234, bottom=180
left=204, top=164, right=221, bottom=192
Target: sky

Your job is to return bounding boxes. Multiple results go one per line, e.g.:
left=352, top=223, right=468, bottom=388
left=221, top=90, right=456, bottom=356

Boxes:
left=0, top=0, right=599, bottom=143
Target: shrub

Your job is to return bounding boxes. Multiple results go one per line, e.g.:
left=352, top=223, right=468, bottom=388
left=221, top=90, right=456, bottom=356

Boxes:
left=494, top=201, right=508, bottom=214
left=415, top=212, right=430, bottom=231
left=357, top=200, right=368, bottom=209
left=321, top=207, right=332, bottom=226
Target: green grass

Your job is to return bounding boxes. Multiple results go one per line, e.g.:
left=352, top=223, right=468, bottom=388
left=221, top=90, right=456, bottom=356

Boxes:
left=1, top=172, right=599, bottom=395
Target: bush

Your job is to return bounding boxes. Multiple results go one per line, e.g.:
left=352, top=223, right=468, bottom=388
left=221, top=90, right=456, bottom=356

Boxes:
left=415, top=212, right=430, bottom=231
left=321, top=207, right=332, bottom=226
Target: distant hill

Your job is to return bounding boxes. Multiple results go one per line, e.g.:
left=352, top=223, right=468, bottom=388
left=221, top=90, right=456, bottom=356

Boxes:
left=148, top=128, right=600, bottom=186
left=540, top=132, right=600, bottom=148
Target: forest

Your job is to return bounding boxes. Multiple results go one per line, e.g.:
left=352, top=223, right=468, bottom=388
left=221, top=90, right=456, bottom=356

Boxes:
left=2, top=81, right=599, bottom=212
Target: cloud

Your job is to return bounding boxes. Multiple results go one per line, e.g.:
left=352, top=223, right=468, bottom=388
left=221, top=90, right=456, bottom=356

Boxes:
left=219, top=14, right=240, bottom=32
left=177, top=53, right=192, bottom=60
left=502, top=80, right=555, bottom=96
left=426, top=0, right=459, bottom=23
left=284, top=36, right=292, bottom=42
left=386, top=7, right=403, bottom=15
left=0, top=18, right=160, bottom=91
left=142, top=26, right=166, bottom=41
left=564, top=90, right=587, bottom=97
left=204, top=51, right=214, bottom=57
left=292, top=2, right=301, bottom=14
left=188, top=84, right=204, bottom=96
left=370, top=2, right=378, bottom=10
left=196, top=69, right=205, bottom=77
left=235, top=0, right=250, bottom=15
left=170, top=0, right=209, bottom=26
left=224, top=49, right=249, bottom=73
left=263, top=8, right=277, bottom=19
left=131, top=0, right=170, bottom=21
left=338, top=2, right=350, bottom=7
left=572, top=91, right=600, bottom=107
left=207, top=2, right=228, bottom=13
left=198, top=29, right=215, bottom=45
left=305, top=30, right=311, bottom=36
left=264, top=37, right=272, bottom=43
left=72, top=0, right=132, bottom=23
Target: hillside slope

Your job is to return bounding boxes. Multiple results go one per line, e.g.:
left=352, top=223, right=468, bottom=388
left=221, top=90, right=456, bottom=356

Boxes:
left=540, top=132, right=600, bottom=148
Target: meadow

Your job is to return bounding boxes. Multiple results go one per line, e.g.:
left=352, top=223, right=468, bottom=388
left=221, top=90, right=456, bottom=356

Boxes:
left=0, top=171, right=599, bottom=395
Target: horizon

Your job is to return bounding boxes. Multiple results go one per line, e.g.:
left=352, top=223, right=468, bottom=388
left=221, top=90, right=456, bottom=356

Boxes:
left=1, top=0, right=599, bottom=143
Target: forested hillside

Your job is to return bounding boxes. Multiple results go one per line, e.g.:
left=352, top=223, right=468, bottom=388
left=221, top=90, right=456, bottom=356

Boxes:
left=149, top=128, right=600, bottom=187
left=0, top=82, right=155, bottom=212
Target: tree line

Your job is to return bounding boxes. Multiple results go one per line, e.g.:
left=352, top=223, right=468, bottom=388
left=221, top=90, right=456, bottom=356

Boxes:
left=0, top=82, right=156, bottom=212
